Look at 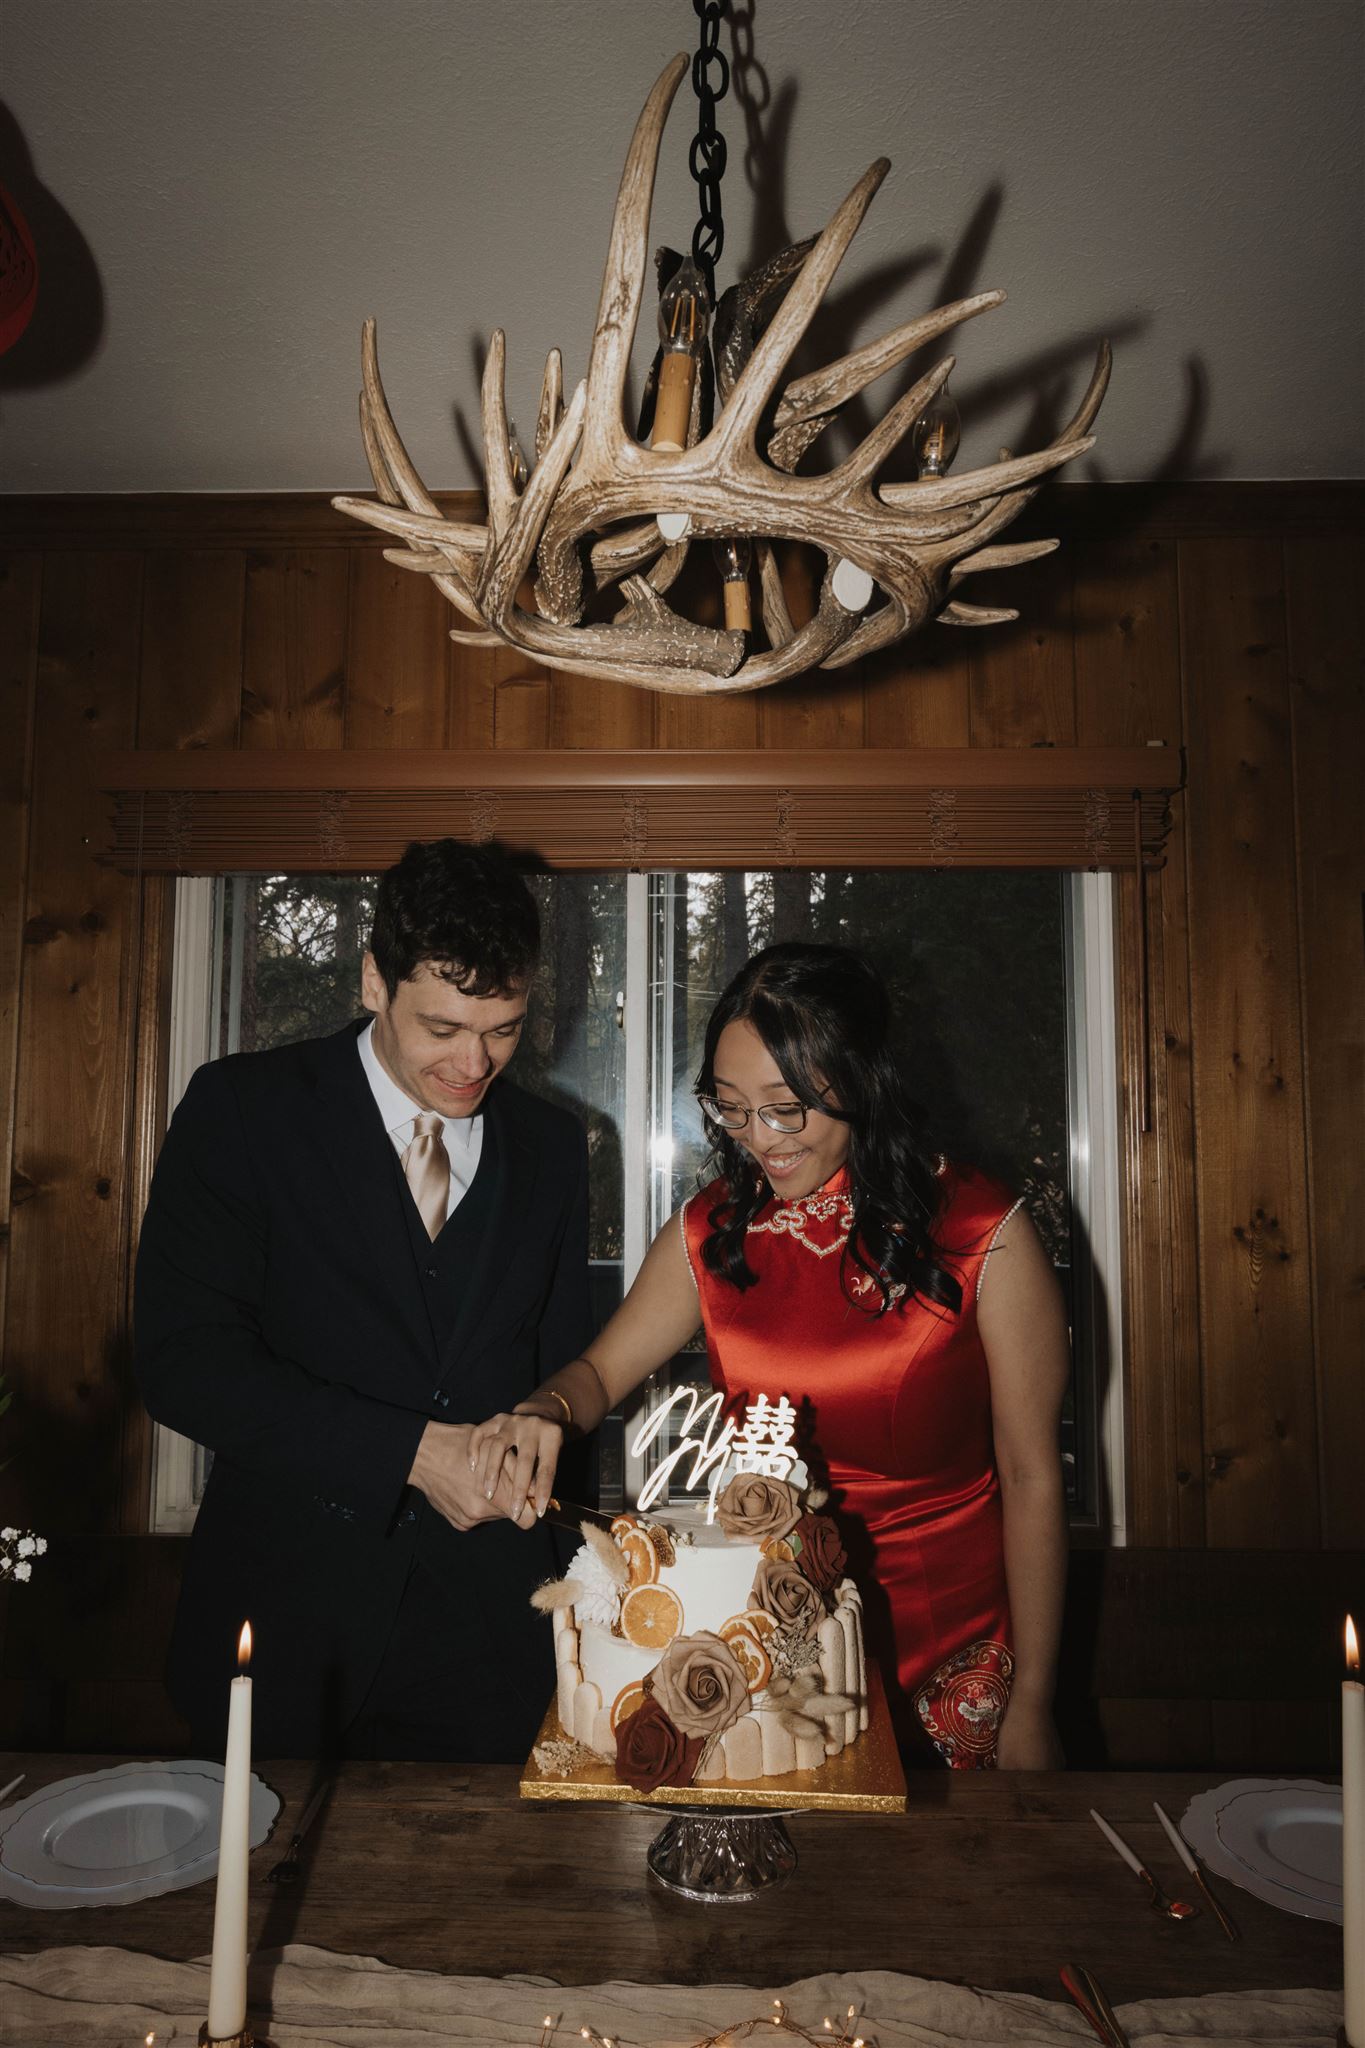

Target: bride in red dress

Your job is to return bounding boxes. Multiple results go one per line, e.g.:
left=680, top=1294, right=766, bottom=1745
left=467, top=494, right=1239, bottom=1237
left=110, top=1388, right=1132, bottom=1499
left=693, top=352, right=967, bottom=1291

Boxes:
left=473, top=943, right=1071, bottom=1770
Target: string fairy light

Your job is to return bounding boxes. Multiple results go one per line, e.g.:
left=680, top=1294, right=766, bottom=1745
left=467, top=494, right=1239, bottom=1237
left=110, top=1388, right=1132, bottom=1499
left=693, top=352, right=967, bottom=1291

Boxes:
left=542, top=1998, right=875, bottom=2047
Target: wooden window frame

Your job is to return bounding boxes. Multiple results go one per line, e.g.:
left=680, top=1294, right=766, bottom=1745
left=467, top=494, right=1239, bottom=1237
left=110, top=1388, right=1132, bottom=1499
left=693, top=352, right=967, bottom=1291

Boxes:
left=110, top=745, right=1182, bottom=1541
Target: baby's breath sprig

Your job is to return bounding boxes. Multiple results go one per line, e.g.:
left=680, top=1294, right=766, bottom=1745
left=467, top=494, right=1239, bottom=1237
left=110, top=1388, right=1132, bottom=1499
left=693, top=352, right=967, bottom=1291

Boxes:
left=0, top=1526, right=46, bottom=1584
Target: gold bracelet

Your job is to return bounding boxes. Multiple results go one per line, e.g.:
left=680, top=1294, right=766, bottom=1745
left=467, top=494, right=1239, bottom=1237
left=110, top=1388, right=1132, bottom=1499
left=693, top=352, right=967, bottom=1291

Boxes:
left=578, top=1355, right=611, bottom=1411
left=542, top=1386, right=573, bottom=1427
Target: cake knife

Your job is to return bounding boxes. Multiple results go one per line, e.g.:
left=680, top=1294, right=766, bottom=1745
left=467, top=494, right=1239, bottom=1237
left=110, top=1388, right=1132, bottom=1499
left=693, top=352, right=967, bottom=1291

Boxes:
left=1153, top=1799, right=1240, bottom=1942
left=545, top=1497, right=618, bottom=1534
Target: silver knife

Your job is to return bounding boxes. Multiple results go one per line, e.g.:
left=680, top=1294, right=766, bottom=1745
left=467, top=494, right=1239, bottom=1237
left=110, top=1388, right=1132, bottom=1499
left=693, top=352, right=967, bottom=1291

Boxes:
left=545, top=1496, right=618, bottom=1534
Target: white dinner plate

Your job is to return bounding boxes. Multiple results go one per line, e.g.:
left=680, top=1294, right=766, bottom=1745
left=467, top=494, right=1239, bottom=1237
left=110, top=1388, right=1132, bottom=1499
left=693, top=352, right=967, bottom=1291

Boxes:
left=0, top=1760, right=279, bottom=1910
left=1180, top=1777, right=1342, bottom=1926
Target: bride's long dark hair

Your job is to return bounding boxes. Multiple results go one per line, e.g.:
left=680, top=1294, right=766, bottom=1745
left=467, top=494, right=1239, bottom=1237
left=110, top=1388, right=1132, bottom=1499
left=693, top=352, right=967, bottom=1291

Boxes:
left=695, top=942, right=962, bottom=1316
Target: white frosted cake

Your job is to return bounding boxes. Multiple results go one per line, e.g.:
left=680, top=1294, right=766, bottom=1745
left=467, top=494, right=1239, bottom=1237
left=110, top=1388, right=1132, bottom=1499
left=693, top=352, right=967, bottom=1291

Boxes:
left=535, top=1473, right=868, bottom=1790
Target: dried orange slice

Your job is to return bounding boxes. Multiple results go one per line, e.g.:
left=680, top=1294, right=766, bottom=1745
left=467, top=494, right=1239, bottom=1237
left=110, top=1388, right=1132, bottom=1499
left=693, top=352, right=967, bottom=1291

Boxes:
left=617, top=1527, right=660, bottom=1588
left=720, top=1611, right=762, bottom=1645
left=620, top=1583, right=683, bottom=1650
left=610, top=1514, right=643, bottom=1538
left=725, top=1630, right=772, bottom=1693
left=720, top=1609, right=771, bottom=1648
left=719, top=1613, right=777, bottom=1692
left=761, top=1535, right=795, bottom=1563
left=610, top=1680, right=649, bottom=1731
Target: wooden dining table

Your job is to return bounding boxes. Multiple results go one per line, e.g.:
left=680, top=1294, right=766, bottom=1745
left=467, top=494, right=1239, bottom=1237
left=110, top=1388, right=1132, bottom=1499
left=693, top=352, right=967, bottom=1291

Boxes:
left=0, top=1755, right=1342, bottom=2012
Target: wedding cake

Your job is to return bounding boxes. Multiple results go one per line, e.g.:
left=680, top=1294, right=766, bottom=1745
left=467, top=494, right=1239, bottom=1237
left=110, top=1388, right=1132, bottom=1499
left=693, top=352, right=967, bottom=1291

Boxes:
left=535, top=1471, right=869, bottom=1792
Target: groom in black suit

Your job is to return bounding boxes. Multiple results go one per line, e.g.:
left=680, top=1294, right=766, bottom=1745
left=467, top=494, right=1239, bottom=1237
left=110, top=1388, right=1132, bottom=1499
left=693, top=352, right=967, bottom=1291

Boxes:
left=136, top=840, right=591, bottom=1760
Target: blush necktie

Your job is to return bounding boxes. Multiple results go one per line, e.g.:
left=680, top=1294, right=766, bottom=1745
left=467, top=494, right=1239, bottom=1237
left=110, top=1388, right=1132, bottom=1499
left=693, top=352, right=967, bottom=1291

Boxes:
left=401, top=1112, right=451, bottom=1240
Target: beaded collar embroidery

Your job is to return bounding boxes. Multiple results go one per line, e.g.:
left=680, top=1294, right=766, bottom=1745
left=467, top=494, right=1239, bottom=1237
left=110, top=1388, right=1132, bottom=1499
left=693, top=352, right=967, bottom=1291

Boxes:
left=747, top=1176, right=854, bottom=1259
left=747, top=1171, right=910, bottom=1306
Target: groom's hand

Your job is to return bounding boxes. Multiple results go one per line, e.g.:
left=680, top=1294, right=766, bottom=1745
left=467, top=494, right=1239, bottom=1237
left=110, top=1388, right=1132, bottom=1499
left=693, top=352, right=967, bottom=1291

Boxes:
left=408, top=1421, right=536, bottom=1531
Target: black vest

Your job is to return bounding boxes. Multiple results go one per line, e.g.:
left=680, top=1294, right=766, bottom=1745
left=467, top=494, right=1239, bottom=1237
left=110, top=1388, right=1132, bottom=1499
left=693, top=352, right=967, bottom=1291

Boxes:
left=392, top=1111, right=505, bottom=1400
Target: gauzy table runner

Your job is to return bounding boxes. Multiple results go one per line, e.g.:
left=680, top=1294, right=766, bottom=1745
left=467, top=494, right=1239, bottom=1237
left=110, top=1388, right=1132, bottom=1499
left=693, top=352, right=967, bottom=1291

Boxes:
left=0, top=1943, right=1343, bottom=2045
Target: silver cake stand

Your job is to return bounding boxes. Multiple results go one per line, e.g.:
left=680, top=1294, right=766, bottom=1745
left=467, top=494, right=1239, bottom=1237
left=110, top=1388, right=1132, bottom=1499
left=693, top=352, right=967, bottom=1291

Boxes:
left=643, top=1803, right=799, bottom=1902
left=520, top=1666, right=905, bottom=1906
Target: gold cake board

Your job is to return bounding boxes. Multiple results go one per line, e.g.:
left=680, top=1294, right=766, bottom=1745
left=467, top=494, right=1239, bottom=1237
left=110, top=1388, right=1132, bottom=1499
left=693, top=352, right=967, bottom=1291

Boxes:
left=520, top=1661, right=907, bottom=1816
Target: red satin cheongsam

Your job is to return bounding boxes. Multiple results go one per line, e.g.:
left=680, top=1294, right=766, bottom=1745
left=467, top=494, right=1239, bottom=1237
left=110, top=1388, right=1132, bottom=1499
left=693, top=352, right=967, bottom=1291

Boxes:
left=683, top=1162, right=1023, bottom=1767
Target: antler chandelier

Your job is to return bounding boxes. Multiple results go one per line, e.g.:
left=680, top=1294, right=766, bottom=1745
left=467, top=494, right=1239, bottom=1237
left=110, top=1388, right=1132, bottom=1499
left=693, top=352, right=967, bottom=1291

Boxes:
left=334, top=32, right=1110, bottom=698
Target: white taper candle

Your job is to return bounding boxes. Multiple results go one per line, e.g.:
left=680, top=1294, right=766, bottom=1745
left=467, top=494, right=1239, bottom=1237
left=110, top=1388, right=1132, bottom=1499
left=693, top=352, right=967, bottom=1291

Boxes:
left=207, top=1623, right=253, bottom=2041
left=1344, top=1616, right=1363, bottom=2046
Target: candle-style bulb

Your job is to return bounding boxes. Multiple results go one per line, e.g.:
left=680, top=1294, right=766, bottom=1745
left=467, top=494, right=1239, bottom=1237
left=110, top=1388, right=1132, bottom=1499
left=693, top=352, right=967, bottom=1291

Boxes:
left=712, top=535, right=753, bottom=632
left=913, top=383, right=961, bottom=478
left=653, top=256, right=711, bottom=452
left=507, top=418, right=530, bottom=492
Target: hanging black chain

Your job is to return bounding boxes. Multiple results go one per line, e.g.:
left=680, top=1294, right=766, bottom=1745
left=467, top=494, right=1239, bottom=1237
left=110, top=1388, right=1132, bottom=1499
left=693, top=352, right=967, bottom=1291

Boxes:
left=688, top=0, right=730, bottom=303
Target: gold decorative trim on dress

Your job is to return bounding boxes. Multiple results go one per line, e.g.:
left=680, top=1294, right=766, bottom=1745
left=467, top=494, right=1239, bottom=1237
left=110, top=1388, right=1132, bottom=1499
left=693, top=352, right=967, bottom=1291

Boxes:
left=975, top=1195, right=1026, bottom=1302
left=747, top=1189, right=854, bottom=1258
left=678, top=1197, right=699, bottom=1288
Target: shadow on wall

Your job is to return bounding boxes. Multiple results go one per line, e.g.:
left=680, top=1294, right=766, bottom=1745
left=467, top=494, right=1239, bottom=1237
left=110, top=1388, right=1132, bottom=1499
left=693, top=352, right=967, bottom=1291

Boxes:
left=0, top=101, right=104, bottom=394
left=725, top=0, right=1225, bottom=515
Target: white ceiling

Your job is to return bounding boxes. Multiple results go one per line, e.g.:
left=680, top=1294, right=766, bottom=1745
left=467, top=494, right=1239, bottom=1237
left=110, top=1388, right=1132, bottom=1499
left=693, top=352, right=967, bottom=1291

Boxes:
left=3, top=0, right=1362, bottom=492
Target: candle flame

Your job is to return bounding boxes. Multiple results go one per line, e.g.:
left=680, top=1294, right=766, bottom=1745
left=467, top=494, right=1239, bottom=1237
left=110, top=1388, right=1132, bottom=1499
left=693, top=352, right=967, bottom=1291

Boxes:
left=1348, top=1613, right=1359, bottom=1672
left=238, top=1620, right=252, bottom=1670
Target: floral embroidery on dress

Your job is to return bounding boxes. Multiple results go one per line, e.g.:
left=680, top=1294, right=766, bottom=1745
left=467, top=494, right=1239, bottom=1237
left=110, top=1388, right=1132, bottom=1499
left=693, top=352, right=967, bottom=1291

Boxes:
left=747, top=1189, right=854, bottom=1258
left=913, top=1638, right=1014, bottom=1769
left=848, top=1269, right=907, bottom=1307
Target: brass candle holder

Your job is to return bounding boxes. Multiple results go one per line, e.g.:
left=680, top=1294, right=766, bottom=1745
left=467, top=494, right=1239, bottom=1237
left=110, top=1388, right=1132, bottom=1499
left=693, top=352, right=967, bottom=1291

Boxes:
left=199, top=2026, right=254, bottom=2047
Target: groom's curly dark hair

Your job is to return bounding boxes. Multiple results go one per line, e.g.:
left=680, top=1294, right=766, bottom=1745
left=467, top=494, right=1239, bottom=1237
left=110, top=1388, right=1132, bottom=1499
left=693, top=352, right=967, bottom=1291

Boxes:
left=369, top=838, right=539, bottom=998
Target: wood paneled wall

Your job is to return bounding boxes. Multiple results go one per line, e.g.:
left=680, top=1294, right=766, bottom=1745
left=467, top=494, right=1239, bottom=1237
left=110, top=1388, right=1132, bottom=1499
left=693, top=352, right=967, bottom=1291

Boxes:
left=0, top=485, right=1361, bottom=1565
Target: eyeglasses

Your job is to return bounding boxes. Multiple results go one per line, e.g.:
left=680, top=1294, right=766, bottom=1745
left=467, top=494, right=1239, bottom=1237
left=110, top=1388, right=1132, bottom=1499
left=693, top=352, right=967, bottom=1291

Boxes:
left=696, top=1094, right=813, bottom=1136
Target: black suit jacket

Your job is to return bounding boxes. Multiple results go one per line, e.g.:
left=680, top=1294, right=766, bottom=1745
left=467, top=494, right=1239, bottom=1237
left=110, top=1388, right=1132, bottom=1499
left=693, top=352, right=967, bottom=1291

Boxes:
left=135, top=1020, right=592, bottom=1753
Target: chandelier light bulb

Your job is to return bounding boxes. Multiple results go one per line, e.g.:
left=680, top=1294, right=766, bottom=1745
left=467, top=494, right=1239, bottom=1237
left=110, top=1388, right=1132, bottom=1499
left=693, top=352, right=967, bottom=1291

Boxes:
left=506, top=418, right=529, bottom=491
left=653, top=255, right=711, bottom=452
left=712, top=535, right=753, bottom=631
left=913, top=384, right=961, bottom=477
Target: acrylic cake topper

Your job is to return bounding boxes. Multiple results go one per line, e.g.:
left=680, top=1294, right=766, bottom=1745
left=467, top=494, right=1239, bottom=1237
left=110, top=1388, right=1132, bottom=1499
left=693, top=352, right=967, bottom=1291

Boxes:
left=629, top=1389, right=803, bottom=1518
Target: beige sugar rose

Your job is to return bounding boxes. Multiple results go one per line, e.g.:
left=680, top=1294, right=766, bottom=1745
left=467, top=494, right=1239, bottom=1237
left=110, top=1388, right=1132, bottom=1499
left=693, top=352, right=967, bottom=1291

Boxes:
left=714, top=1473, right=801, bottom=1543
left=749, top=1556, right=823, bottom=1639
left=650, top=1629, right=751, bottom=1740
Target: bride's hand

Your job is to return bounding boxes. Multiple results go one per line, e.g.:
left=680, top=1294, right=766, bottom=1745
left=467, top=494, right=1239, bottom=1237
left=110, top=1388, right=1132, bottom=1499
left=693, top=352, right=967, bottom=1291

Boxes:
left=467, top=1408, right=565, bottom=1524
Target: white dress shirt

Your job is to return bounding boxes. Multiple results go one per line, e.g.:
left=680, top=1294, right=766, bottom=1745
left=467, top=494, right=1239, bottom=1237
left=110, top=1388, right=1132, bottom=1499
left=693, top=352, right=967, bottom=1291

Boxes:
left=357, top=1020, right=484, bottom=1222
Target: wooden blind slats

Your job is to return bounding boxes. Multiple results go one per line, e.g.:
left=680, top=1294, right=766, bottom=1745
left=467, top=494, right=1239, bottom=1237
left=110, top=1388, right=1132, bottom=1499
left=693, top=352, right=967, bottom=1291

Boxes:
left=96, top=748, right=1177, bottom=874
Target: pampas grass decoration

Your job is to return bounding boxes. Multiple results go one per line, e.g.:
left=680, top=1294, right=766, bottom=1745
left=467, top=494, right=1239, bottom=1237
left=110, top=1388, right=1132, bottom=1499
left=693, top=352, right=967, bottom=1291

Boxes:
left=778, top=1710, right=825, bottom=1738
left=580, top=1520, right=630, bottom=1586
left=530, top=1577, right=582, bottom=1612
